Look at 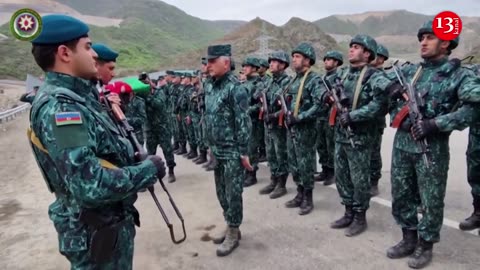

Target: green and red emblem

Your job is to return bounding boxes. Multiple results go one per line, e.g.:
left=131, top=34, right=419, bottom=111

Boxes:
left=9, top=8, right=42, bottom=41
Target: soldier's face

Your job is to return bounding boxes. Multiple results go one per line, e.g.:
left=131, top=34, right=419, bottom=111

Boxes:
left=420, top=34, right=450, bottom=59
left=96, top=61, right=116, bottom=85
left=69, top=37, right=97, bottom=80
left=349, top=44, right=369, bottom=64
left=242, top=65, right=256, bottom=76
left=291, top=53, right=309, bottom=71
left=324, top=58, right=338, bottom=71
left=269, top=60, right=285, bottom=73
left=207, top=57, right=229, bottom=78
left=373, top=56, right=386, bottom=68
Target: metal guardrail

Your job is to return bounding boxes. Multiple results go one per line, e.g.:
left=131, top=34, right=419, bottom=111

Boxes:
left=0, top=103, right=30, bottom=124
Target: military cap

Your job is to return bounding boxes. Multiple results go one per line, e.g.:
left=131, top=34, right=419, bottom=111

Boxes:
left=92, top=43, right=119, bottom=62
left=417, top=19, right=459, bottom=50
left=323, top=50, right=344, bottom=66
left=201, top=57, right=208, bottom=65
left=376, top=44, right=389, bottom=60
left=292, top=42, right=317, bottom=65
left=242, top=57, right=261, bottom=68
left=259, top=58, right=269, bottom=68
left=207, top=44, right=232, bottom=60
left=184, top=72, right=193, bottom=78
left=32, top=14, right=89, bottom=45
left=166, top=70, right=174, bottom=75
left=350, top=34, right=377, bottom=62
left=269, top=50, right=290, bottom=67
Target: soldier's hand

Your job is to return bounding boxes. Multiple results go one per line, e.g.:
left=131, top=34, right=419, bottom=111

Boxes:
left=323, top=92, right=334, bottom=106
left=286, top=114, right=299, bottom=126
left=388, top=83, right=404, bottom=100
left=176, top=114, right=181, bottom=121
left=339, top=112, right=352, bottom=127
left=147, top=155, right=166, bottom=180
left=107, top=93, right=121, bottom=106
left=185, top=116, right=192, bottom=125
left=240, top=155, right=254, bottom=171
left=411, top=119, right=438, bottom=141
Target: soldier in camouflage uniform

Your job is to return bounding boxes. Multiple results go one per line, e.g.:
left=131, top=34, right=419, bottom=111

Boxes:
left=164, top=70, right=177, bottom=150
left=192, top=67, right=209, bottom=165
left=257, top=58, right=270, bottom=162
left=369, top=44, right=390, bottom=196
left=204, top=44, right=252, bottom=256
left=181, top=72, right=198, bottom=159
left=27, top=15, right=166, bottom=269
left=386, top=20, right=480, bottom=269
left=315, top=51, right=343, bottom=186
left=283, top=43, right=324, bottom=215
left=172, top=72, right=187, bottom=155
left=242, top=57, right=264, bottom=187
left=258, top=51, right=291, bottom=199
left=328, top=35, right=392, bottom=237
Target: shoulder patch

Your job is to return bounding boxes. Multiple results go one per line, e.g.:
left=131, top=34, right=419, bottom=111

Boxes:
left=55, top=112, right=83, bottom=126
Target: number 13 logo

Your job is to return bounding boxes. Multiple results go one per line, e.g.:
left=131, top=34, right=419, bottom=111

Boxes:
left=433, top=11, right=462, bottom=41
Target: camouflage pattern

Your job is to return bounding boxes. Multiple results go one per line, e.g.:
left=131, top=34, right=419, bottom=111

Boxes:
left=192, top=81, right=207, bottom=152
left=204, top=71, right=251, bottom=227
left=268, top=51, right=290, bottom=67
left=285, top=69, right=324, bottom=190
left=242, top=57, right=261, bottom=68
left=333, top=65, right=391, bottom=211
left=244, top=74, right=265, bottom=170
left=323, top=51, right=344, bottom=66
left=29, top=72, right=159, bottom=269
left=145, top=86, right=176, bottom=168
left=174, top=82, right=188, bottom=147
left=390, top=57, right=480, bottom=242
left=207, top=44, right=232, bottom=59
left=292, top=42, right=317, bottom=65
left=182, top=82, right=197, bottom=151
left=350, top=34, right=378, bottom=62
left=376, top=44, right=389, bottom=59
left=123, top=95, right=146, bottom=145
left=467, top=125, right=480, bottom=198
left=417, top=19, right=459, bottom=50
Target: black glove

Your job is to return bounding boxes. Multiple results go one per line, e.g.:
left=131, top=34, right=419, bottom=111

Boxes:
left=286, top=114, right=299, bottom=126
left=411, top=119, right=438, bottom=141
left=388, top=83, right=404, bottom=100
left=147, top=155, right=166, bottom=180
left=339, top=112, right=351, bottom=127
left=323, top=92, right=334, bottom=105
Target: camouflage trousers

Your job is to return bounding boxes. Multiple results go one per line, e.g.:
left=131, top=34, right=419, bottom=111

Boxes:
left=60, top=218, right=136, bottom=270
left=391, top=147, right=449, bottom=243
left=258, top=120, right=266, bottom=153
left=370, top=128, right=384, bottom=185
left=467, top=130, right=480, bottom=198
left=194, top=115, right=207, bottom=151
left=174, top=114, right=187, bottom=144
left=214, top=158, right=245, bottom=227
left=316, top=119, right=334, bottom=171
left=186, top=116, right=197, bottom=149
left=335, top=142, right=372, bottom=211
left=265, top=125, right=289, bottom=177
left=146, top=126, right=176, bottom=168
left=248, top=119, right=263, bottom=169
left=287, top=124, right=317, bottom=190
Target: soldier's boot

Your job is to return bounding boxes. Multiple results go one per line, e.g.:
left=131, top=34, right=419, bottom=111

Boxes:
left=192, top=151, right=202, bottom=162
left=314, top=166, right=328, bottom=182
left=330, top=205, right=354, bottom=229
left=167, top=167, right=176, bottom=183
left=285, top=186, right=304, bottom=208
left=212, top=226, right=242, bottom=244
left=195, top=150, right=208, bottom=164
left=345, top=210, right=368, bottom=237
left=370, top=178, right=380, bottom=197
left=243, top=171, right=257, bottom=187
left=203, top=151, right=213, bottom=168
left=176, top=143, right=187, bottom=155
left=270, top=174, right=288, bottom=199
left=173, top=141, right=179, bottom=152
left=322, top=168, right=335, bottom=186
left=386, top=229, right=418, bottom=259
left=216, top=227, right=241, bottom=257
left=259, top=176, right=278, bottom=195
left=459, top=196, right=480, bottom=231
left=187, top=146, right=198, bottom=159
left=299, top=189, right=314, bottom=215
left=182, top=145, right=191, bottom=157
left=206, top=156, right=217, bottom=171
left=407, top=238, right=433, bottom=269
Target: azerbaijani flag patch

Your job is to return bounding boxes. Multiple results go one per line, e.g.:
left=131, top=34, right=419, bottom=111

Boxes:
left=55, top=112, right=83, bottom=126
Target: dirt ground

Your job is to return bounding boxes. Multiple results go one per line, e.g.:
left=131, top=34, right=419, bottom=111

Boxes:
left=0, top=113, right=479, bottom=270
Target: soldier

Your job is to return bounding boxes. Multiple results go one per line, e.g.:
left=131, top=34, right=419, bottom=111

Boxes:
left=242, top=57, right=264, bottom=187
left=239, top=71, right=247, bottom=83
left=328, top=35, right=392, bottom=236
left=283, top=42, right=324, bottom=215
left=182, top=72, right=198, bottom=159
left=173, top=72, right=188, bottom=155
left=92, top=43, right=118, bottom=85
left=387, top=20, right=480, bottom=269
left=204, top=44, right=252, bottom=256
left=165, top=70, right=179, bottom=152
left=142, top=74, right=177, bottom=183
left=192, top=69, right=208, bottom=165
left=257, top=58, right=270, bottom=162
left=258, top=51, right=291, bottom=199
left=369, top=44, right=390, bottom=196
left=315, top=50, right=343, bottom=186
left=27, top=14, right=166, bottom=269
left=20, top=86, right=39, bottom=104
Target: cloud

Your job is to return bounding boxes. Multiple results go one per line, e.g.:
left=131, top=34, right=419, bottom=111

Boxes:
left=161, top=0, right=480, bottom=25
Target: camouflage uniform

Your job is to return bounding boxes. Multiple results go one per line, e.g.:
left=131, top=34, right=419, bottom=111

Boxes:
left=192, top=79, right=208, bottom=160
left=29, top=72, right=160, bottom=269
left=124, top=95, right=146, bottom=145
left=172, top=76, right=187, bottom=151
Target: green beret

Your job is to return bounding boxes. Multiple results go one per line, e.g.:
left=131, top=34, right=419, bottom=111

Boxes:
left=166, top=70, right=174, bottom=75
left=201, top=57, right=208, bottom=65
left=242, top=57, right=260, bottom=68
left=32, top=14, right=89, bottom=45
left=207, top=44, right=231, bottom=60
left=92, top=43, right=118, bottom=62
left=259, top=58, right=269, bottom=68
left=184, top=72, right=192, bottom=78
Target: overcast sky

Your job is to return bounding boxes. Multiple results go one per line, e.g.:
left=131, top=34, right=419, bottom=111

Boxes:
left=161, top=0, right=480, bottom=25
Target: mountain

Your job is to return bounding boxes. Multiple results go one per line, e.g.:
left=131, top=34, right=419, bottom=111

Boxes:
left=173, top=17, right=341, bottom=71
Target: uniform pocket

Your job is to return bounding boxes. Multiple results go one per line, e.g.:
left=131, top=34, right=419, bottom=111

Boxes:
left=59, top=228, right=89, bottom=254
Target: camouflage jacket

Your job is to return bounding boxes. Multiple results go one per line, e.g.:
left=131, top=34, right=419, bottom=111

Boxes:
left=144, top=87, right=169, bottom=130
left=285, top=69, right=324, bottom=124
left=391, top=57, right=480, bottom=153
left=244, top=75, right=264, bottom=121
left=335, top=65, right=391, bottom=145
left=320, top=69, right=340, bottom=120
left=29, top=72, right=158, bottom=232
left=204, top=71, right=252, bottom=159
left=266, top=72, right=291, bottom=129
left=187, top=84, right=202, bottom=118
left=124, top=95, right=146, bottom=133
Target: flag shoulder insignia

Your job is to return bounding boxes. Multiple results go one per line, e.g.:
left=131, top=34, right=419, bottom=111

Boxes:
left=55, top=111, right=83, bottom=126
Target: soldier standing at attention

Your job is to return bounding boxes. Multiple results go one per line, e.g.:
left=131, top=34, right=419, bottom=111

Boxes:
left=27, top=14, right=166, bottom=269
left=204, top=44, right=252, bottom=256
left=328, top=35, right=392, bottom=237
left=283, top=43, right=324, bottom=216
left=92, top=43, right=118, bottom=86
left=387, top=20, right=480, bottom=269
left=258, top=51, right=291, bottom=199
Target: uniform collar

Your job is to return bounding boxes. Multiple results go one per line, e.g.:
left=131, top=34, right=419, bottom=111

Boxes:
left=326, top=68, right=337, bottom=76
left=45, top=72, right=93, bottom=96
left=348, top=64, right=367, bottom=73
left=212, top=71, right=232, bottom=85
left=421, top=56, right=448, bottom=68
